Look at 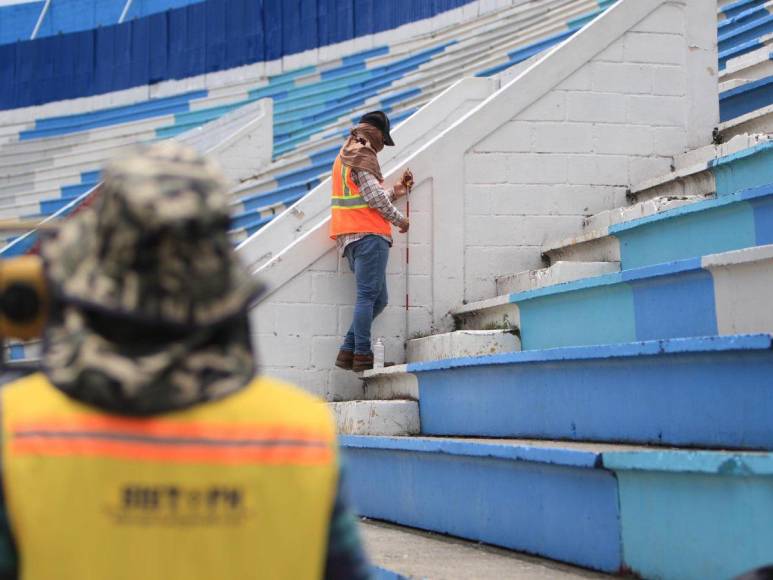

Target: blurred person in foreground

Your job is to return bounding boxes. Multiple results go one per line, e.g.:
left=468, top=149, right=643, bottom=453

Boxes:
left=330, top=111, right=414, bottom=372
left=0, top=142, right=370, bottom=580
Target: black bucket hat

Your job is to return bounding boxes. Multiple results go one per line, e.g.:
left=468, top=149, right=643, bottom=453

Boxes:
left=358, top=110, right=395, bottom=146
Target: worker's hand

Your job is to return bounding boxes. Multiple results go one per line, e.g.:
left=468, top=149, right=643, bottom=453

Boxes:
left=393, top=183, right=408, bottom=200
left=398, top=218, right=410, bottom=234
left=400, top=168, right=414, bottom=190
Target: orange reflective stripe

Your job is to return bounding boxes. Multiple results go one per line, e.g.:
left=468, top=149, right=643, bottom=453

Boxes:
left=11, top=438, right=333, bottom=465
left=12, top=417, right=331, bottom=443
left=10, top=417, right=334, bottom=465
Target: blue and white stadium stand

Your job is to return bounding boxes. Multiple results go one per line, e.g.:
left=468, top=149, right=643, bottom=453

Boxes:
left=1, top=0, right=773, bottom=577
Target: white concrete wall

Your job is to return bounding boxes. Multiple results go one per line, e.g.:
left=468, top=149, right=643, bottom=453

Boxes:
left=245, top=0, right=718, bottom=399
left=463, top=0, right=718, bottom=300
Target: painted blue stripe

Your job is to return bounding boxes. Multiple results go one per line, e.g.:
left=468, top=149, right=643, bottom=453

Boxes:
left=340, top=436, right=603, bottom=468
left=712, top=141, right=773, bottom=197
left=720, top=0, right=768, bottom=20
left=507, top=28, right=575, bottom=62
left=504, top=255, right=703, bottom=305
left=416, top=336, right=773, bottom=449
left=342, top=45, right=390, bottom=65
left=567, top=8, right=604, bottom=30
left=238, top=185, right=310, bottom=212
left=718, top=37, right=763, bottom=69
left=267, top=65, right=316, bottom=85
left=719, top=74, right=773, bottom=121
left=275, top=165, right=325, bottom=187
left=381, top=88, right=421, bottom=108
left=718, top=14, right=773, bottom=52
left=80, top=170, right=101, bottom=182
left=719, top=3, right=771, bottom=30
left=615, top=203, right=757, bottom=270
left=404, top=334, right=773, bottom=373
left=630, top=268, right=718, bottom=341
left=320, top=62, right=366, bottom=81
left=22, top=104, right=186, bottom=140
left=343, top=438, right=622, bottom=571
left=32, top=90, right=207, bottom=130
left=309, top=144, right=342, bottom=164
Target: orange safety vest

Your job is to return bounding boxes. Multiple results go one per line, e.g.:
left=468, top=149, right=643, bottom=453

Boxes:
left=329, top=155, right=392, bottom=240
left=1, top=373, right=338, bottom=580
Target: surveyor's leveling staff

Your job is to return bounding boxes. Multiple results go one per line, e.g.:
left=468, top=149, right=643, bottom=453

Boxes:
left=403, top=169, right=414, bottom=316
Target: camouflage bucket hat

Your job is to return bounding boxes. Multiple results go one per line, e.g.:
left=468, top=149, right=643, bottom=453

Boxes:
left=39, top=143, right=263, bottom=415
left=43, top=141, right=263, bottom=327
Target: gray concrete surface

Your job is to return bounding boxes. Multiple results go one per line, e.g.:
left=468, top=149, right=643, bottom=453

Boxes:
left=361, top=519, right=610, bottom=579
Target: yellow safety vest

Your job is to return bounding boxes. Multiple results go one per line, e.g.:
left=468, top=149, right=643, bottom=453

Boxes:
left=1, top=373, right=338, bottom=580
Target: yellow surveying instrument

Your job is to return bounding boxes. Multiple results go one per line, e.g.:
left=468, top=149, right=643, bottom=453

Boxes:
left=0, top=220, right=57, bottom=343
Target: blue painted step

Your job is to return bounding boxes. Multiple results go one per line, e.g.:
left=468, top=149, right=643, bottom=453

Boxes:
left=718, top=13, right=773, bottom=53
left=613, top=182, right=773, bottom=270
left=407, top=334, right=773, bottom=449
left=488, top=243, right=773, bottom=350
left=342, top=435, right=623, bottom=573
left=720, top=74, right=773, bottom=121
left=721, top=0, right=768, bottom=21
left=343, top=427, right=773, bottom=578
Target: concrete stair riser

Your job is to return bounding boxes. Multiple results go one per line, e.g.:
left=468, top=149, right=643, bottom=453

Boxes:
left=723, top=57, right=773, bottom=84
left=406, top=330, right=520, bottom=363
left=580, top=196, right=708, bottom=233
left=329, top=400, right=419, bottom=436
left=496, top=261, right=620, bottom=295
left=343, top=435, right=773, bottom=579
left=719, top=103, right=773, bottom=137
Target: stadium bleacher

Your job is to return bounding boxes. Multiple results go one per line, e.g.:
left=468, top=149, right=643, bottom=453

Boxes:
left=1, top=0, right=773, bottom=577
left=0, top=0, right=617, bottom=255
left=0, top=0, right=204, bottom=44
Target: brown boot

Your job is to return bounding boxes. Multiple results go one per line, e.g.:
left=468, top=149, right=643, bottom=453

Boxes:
left=352, top=353, right=374, bottom=373
left=335, top=349, right=354, bottom=370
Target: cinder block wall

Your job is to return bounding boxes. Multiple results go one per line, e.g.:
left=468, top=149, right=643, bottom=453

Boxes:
left=463, top=1, right=714, bottom=301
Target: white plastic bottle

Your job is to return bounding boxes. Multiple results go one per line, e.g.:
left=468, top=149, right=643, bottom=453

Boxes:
left=373, top=337, right=385, bottom=369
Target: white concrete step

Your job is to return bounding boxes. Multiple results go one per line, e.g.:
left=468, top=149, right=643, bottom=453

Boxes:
left=581, top=195, right=707, bottom=232
left=496, top=261, right=620, bottom=296
left=672, top=132, right=767, bottom=171
left=542, top=195, right=709, bottom=263
left=362, top=520, right=607, bottom=580
left=632, top=133, right=769, bottom=203
left=718, top=105, right=773, bottom=140
left=330, top=400, right=420, bottom=436
left=406, top=329, right=520, bottom=363
left=722, top=33, right=773, bottom=80
left=720, top=56, right=773, bottom=86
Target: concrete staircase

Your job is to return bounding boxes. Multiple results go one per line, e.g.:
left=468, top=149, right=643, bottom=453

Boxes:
left=345, top=131, right=773, bottom=578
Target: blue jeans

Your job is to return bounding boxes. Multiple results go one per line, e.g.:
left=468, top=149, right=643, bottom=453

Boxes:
left=341, top=235, right=390, bottom=355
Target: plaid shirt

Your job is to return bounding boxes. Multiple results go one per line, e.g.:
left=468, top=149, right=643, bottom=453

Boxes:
left=336, top=169, right=406, bottom=256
